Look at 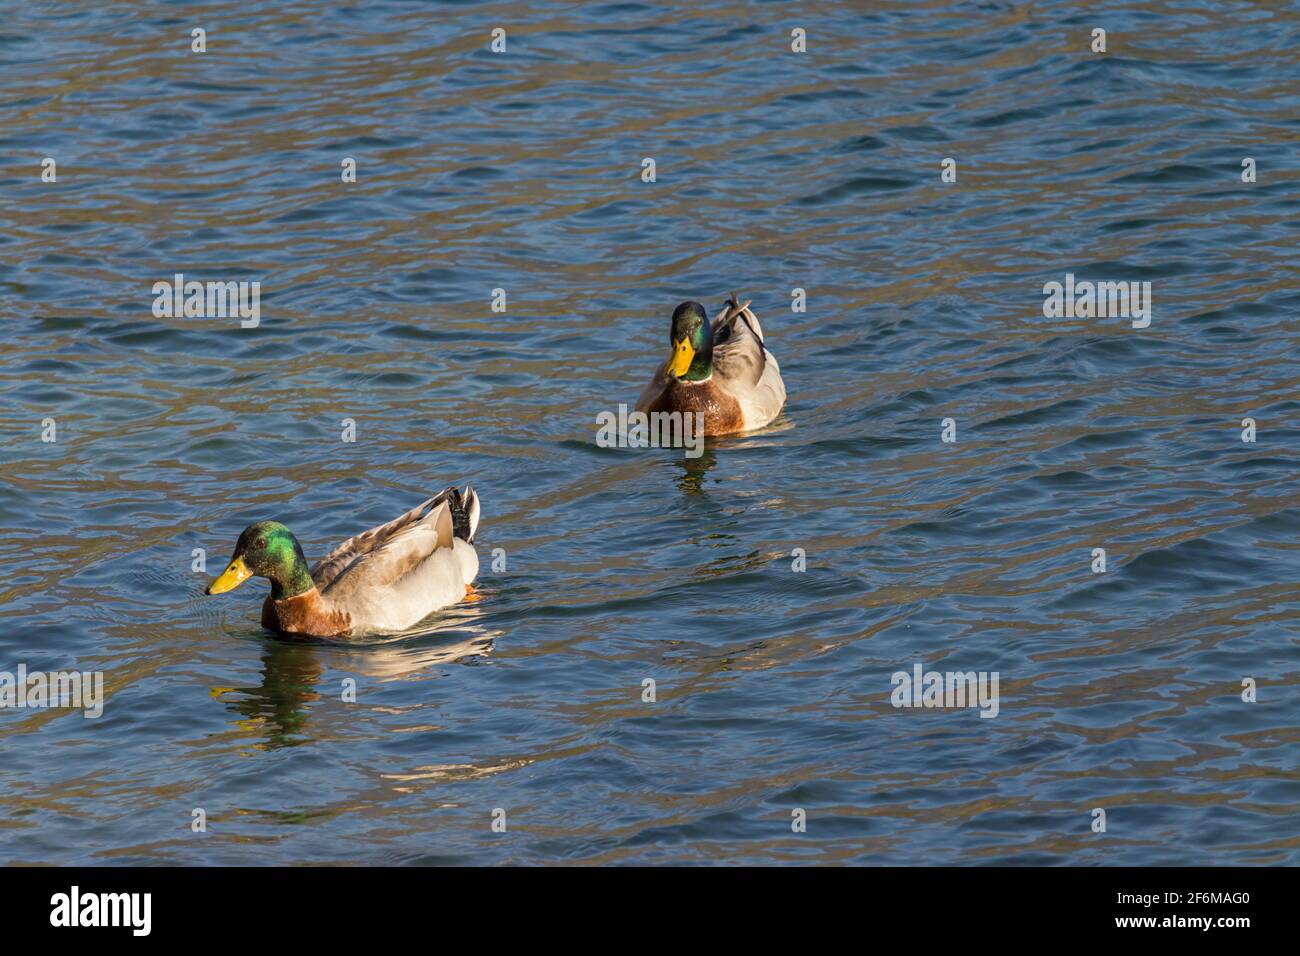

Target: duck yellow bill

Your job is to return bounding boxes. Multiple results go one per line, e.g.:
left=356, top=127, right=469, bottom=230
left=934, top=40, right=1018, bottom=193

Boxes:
left=667, top=337, right=695, bottom=377
left=206, top=556, right=252, bottom=595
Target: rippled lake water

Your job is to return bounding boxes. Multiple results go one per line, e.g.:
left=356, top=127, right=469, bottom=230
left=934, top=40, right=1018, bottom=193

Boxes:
left=1, top=0, right=1298, bottom=865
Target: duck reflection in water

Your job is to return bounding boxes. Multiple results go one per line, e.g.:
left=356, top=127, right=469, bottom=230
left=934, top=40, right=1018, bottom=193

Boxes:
left=214, top=614, right=495, bottom=748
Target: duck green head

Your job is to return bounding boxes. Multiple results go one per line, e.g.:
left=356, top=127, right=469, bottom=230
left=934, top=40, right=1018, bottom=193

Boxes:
left=665, top=301, right=713, bottom=382
left=206, top=521, right=314, bottom=600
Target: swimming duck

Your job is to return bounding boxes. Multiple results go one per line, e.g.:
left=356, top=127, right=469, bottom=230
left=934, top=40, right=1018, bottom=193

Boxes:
left=635, top=294, right=786, bottom=435
left=205, top=486, right=481, bottom=640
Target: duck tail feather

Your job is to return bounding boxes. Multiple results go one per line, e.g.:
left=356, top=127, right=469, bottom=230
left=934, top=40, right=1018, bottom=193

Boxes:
left=460, top=486, right=481, bottom=543
left=722, top=292, right=765, bottom=351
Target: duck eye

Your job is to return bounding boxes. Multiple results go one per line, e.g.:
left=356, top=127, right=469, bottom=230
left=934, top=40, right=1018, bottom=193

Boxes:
left=254, top=538, right=267, bottom=550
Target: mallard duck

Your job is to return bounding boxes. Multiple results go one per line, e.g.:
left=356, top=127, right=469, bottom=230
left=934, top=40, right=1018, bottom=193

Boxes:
left=635, top=294, right=786, bottom=435
left=205, top=487, right=481, bottom=640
